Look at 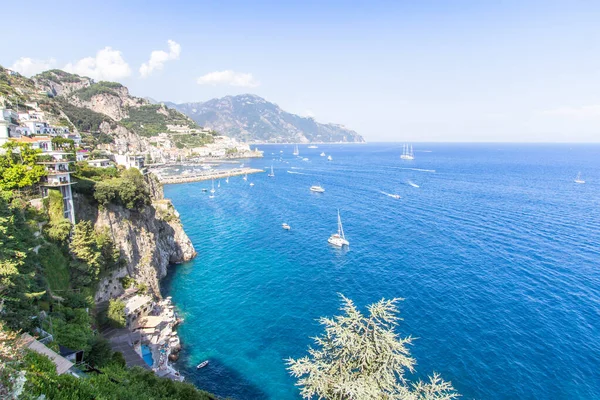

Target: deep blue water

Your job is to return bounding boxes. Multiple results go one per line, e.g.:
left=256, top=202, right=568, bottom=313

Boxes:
left=162, top=143, right=600, bottom=399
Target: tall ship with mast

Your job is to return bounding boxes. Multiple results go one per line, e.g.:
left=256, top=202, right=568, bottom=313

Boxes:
left=400, top=144, right=415, bottom=160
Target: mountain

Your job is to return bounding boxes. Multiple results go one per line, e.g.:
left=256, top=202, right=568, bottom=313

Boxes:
left=0, top=66, right=214, bottom=156
left=165, top=94, right=365, bottom=143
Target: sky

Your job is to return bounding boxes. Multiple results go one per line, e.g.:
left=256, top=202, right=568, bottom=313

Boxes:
left=2, top=0, right=600, bottom=142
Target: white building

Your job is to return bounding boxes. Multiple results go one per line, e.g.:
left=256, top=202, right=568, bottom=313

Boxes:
left=114, top=154, right=145, bottom=170
left=88, top=158, right=114, bottom=168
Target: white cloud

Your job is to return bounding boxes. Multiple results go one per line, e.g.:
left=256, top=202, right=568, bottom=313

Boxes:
left=139, top=40, right=181, bottom=78
left=196, top=70, right=260, bottom=87
left=64, top=47, right=131, bottom=81
left=540, top=104, right=600, bottom=119
left=10, top=57, right=56, bottom=77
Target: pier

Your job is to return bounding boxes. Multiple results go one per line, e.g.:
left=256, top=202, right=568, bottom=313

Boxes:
left=155, top=168, right=264, bottom=185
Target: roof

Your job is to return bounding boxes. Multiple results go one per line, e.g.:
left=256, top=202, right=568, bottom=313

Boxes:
left=89, top=158, right=112, bottom=163
left=133, top=316, right=164, bottom=330
left=10, top=136, right=52, bottom=143
left=22, top=333, right=74, bottom=375
left=58, top=344, right=79, bottom=357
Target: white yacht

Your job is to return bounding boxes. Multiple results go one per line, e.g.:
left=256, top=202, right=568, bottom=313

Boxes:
left=327, top=155, right=333, bottom=161
left=575, top=172, right=585, bottom=184
left=328, top=210, right=349, bottom=247
left=320, top=152, right=326, bottom=157
left=268, top=165, right=275, bottom=177
left=282, top=223, right=291, bottom=230
left=400, top=144, right=415, bottom=160
left=308, top=145, right=318, bottom=149
left=210, top=179, right=216, bottom=194
left=249, top=182, right=255, bottom=187
left=293, top=144, right=299, bottom=156
left=310, top=185, right=325, bottom=193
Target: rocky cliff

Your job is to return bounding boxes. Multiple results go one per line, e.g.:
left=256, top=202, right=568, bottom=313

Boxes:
left=165, top=94, right=365, bottom=143
left=74, top=176, right=195, bottom=303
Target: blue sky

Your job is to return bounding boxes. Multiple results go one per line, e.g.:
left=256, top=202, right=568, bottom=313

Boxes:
left=2, top=0, right=600, bottom=142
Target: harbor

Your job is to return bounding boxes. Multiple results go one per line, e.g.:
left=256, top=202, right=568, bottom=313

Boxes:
left=153, top=167, right=264, bottom=185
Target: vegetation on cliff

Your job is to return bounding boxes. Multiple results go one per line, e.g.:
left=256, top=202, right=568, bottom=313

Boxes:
left=0, top=143, right=211, bottom=399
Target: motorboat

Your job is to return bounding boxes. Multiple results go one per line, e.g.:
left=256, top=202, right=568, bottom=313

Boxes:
left=197, top=360, right=209, bottom=369
left=310, top=185, right=325, bottom=193
left=282, top=223, right=291, bottom=230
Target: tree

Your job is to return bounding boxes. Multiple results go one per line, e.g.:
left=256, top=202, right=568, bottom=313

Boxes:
left=286, top=295, right=458, bottom=400
left=107, top=299, right=126, bottom=328
left=86, top=336, right=113, bottom=368
left=0, top=142, right=47, bottom=191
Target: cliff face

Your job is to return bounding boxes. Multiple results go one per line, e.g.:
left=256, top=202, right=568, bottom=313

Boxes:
left=74, top=185, right=195, bottom=303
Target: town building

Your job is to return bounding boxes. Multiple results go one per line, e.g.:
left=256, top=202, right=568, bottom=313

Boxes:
left=38, top=151, right=76, bottom=223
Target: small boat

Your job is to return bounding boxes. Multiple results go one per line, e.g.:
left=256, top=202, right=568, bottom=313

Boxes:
left=575, top=172, right=585, bottom=184
left=400, top=144, right=415, bottom=160
left=282, top=223, right=291, bottom=230
left=310, top=185, right=325, bottom=193
left=327, top=155, right=332, bottom=161
left=308, top=145, right=318, bottom=149
left=293, top=144, right=299, bottom=156
left=328, top=209, right=349, bottom=247
left=249, top=182, right=255, bottom=187
left=320, top=152, right=326, bottom=157
left=268, top=165, right=275, bottom=177
left=210, top=179, right=216, bottom=194
left=226, top=177, right=229, bottom=184
left=197, top=360, right=209, bottom=369
left=201, top=188, right=208, bottom=192
left=218, top=180, right=221, bottom=188
left=243, top=174, right=248, bottom=181
left=390, top=194, right=401, bottom=199
left=209, top=194, right=215, bottom=199
left=302, top=157, right=309, bottom=161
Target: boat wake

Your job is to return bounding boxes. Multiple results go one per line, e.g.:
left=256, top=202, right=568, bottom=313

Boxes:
left=291, top=167, right=304, bottom=170
left=380, top=191, right=401, bottom=199
left=408, top=180, right=420, bottom=188
left=287, top=171, right=309, bottom=175
left=399, top=168, right=436, bottom=173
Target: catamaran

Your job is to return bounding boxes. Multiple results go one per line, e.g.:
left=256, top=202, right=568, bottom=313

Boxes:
left=293, top=144, right=299, bottom=156
left=268, top=165, right=275, bottom=177
left=328, top=210, right=349, bottom=247
left=210, top=179, right=216, bottom=194
left=400, top=144, right=415, bottom=160
left=575, top=172, right=585, bottom=184
left=310, top=185, right=325, bottom=193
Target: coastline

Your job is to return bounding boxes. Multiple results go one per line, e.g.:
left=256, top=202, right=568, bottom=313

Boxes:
left=155, top=167, right=264, bottom=185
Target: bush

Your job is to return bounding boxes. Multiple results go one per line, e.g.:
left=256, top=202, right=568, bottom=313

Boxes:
left=120, top=276, right=135, bottom=289
left=86, top=336, right=113, bottom=368
left=94, top=168, right=150, bottom=210
left=107, top=299, right=126, bottom=328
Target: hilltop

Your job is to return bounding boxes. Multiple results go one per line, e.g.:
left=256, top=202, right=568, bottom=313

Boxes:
left=165, top=94, right=365, bottom=143
left=0, top=66, right=215, bottom=158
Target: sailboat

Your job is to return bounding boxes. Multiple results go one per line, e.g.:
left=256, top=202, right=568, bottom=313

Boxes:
left=327, top=155, right=333, bottom=161
left=226, top=177, right=229, bottom=184
left=328, top=210, right=349, bottom=247
left=243, top=174, right=248, bottom=181
left=400, top=144, right=415, bottom=160
left=293, top=144, right=299, bottom=156
left=218, top=180, right=221, bottom=188
left=320, top=152, right=326, bottom=157
left=575, top=172, right=585, bottom=184
left=210, top=179, right=216, bottom=194
left=268, top=165, right=275, bottom=177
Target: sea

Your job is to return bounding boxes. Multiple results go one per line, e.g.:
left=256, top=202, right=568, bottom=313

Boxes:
left=161, top=143, right=600, bottom=399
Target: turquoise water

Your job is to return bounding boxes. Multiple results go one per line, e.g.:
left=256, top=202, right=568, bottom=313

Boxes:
left=162, top=143, right=600, bottom=399
left=141, top=344, right=154, bottom=367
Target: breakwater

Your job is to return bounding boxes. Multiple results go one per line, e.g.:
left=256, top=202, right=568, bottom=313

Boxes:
left=156, top=168, right=264, bottom=185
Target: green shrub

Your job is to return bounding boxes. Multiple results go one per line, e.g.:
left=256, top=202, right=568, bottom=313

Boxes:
left=120, top=276, right=135, bottom=289
left=107, top=299, right=126, bottom=328
left=94, top=168, right=150, bottom=209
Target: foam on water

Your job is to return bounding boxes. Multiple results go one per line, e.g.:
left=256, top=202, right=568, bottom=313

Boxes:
left=163, top=143, right=600, bottom=399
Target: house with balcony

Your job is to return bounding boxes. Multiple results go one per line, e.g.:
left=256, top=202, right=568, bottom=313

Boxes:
left=38, top=152, right=75, bottom=223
